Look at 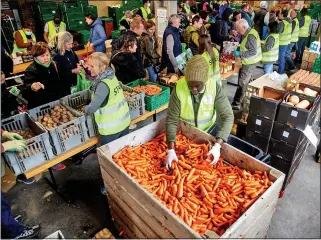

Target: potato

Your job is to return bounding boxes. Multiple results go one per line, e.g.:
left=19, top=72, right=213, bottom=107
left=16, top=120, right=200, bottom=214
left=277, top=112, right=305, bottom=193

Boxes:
left=303, top=87, right=318, bottom=97
left=43, top=117, right=49, bottom=122
left=62, top=114, right=68, bottom=119
left=285, top=102, right=294, bottom=106
left=47, top=124, right=53, bottom=129
left=69, top=116, right=76, bottom=121
left=44, top=113, right=50, bottom=117
left=288, top=95, right=300, bottom=105
left=58, top=108, right=63, bottom=112
left=54, top=106, right=60, bottom=111
left=42, top=122, right=47, bottom=127
left=296, top=89, right=304, bottom=94
left=38, top=116, right=44, bottom=122
left=295, top=100, right=310, bottom=109
left=62, top=118, right=69, bottom=123
left=52, top=118, right=60, bottom=123
left=48, top=119, right=54, bottom=124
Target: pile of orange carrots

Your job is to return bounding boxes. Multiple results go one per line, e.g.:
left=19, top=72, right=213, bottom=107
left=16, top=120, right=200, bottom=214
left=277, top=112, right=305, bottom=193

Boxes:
left=133, top=84, right=162, bottom=96
left=112, top=133, right=273, bottom=236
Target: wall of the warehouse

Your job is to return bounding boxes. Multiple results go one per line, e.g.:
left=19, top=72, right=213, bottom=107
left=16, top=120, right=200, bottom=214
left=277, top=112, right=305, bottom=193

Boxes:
left=88, top=1, right=122, bottom=17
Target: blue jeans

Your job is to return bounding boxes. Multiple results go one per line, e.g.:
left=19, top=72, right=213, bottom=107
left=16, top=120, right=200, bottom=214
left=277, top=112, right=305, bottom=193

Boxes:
left=285, top=42, right=296, bottom=71
left=146, top=66, right=157, bottom=83
left=296, top=37, right=308, bottom=62
left=278, top=45, right=288, bottom=74
left=1, top=193, right=24, bottom=238
left=263, top=63, right=274, bottom=74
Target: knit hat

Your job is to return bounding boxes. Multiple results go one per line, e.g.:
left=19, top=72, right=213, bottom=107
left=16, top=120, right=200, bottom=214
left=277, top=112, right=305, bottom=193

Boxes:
left=185, top=55, right=209, bottom=83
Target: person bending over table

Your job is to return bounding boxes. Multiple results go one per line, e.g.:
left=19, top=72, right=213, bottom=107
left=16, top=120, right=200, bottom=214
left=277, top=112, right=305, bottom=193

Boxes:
left=165, top=55, right=234, bottom=170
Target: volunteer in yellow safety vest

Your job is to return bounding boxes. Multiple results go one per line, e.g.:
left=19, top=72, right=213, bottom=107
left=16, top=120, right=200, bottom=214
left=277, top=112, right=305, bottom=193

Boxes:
left=261, top=21, right=279, bottom=74
left=284, top=9, right=299, bottom=72
left=85, top=52, right=130, bottom=145
left=165, top=55, right=233, bottom=170
left=43, top=17, right=66, bottom=47
left=137, top=0, right=155, bottom=23
left=232, top=19, right=262, bottom=110
left=277, top=9, right=292, bottom=74
left=198, top=34, right=221, bottom=85
left=296, top=7, right=312, bottom=63
left=183, top=1, right=192, bottom=15
left=12, top=27, right=36, bottom=55
left=119, top=11, right=133, bottom=30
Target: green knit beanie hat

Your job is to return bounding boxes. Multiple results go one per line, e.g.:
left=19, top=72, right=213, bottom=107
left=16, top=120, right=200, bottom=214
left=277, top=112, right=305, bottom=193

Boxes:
left=185, top=55, right=209, bottom=83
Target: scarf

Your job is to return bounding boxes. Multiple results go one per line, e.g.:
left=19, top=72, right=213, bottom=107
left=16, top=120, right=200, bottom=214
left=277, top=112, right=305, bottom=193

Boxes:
left=90, top=67, right=115, bottom=92
left=34, top=57, right=53, bottom=68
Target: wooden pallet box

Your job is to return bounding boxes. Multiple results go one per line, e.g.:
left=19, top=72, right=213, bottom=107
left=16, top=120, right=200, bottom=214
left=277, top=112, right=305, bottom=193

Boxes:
left=97, top=120, right=285, bottom=239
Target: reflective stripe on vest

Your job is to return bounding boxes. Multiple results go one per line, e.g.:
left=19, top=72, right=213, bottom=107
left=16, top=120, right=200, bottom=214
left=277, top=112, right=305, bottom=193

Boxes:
left=92, top=78, right=130, bottom=135
left=12, top=30, right=36, bottom=54
left=279, top=19, right=291, bottom=45
left=299, top=16, right=311, bottom=37
left=140, top=7, right=151, bottom=20
left=240, top=28, right=262, bottom=65
left=176, top=78, right=217, bottom=132
left=48, top=21, right=65, bottom=40
left=291, top=18, right=299, bottom=42
left=262, top=34, right=279, bottom=62
left=201, top=47, right=221, bottom=85
left=184, top=4, right=191, bottom=14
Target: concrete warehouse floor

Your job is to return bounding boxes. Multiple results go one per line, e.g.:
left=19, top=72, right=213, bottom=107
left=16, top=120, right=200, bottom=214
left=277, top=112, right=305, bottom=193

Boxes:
left=2, top=67, right=320, bottom=239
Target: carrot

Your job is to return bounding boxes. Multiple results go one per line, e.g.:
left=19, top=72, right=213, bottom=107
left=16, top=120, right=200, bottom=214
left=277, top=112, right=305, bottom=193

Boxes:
left=172, top=184, right=178, bottom=198
left=213, top=178, right=221, bottom=192
left=186, top=168, right=196, bottom=181
left=214, top=207, right=236, bottom=215
left=199, top=185, right=208, bottom=197
left=179, top=161, right=192, bottom=170
left=243, top=196, right=258, bottom=209
left=187, top=175, right=199, bottom=183
left=177, top=176, right=186, bottom=199
left=162, top=175, right=176, bottom=180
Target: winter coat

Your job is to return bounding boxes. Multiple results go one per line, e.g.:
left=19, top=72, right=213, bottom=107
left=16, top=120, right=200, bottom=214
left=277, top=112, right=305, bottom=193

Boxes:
left=89, top=18, right=107, bottom=53
left=53, top=49, right=79, bottom=90
left=111, top=51, right=146, bottom=85
left=23, top=61, right=67, bottom=109
left=140, top=31, right=161, bottom=67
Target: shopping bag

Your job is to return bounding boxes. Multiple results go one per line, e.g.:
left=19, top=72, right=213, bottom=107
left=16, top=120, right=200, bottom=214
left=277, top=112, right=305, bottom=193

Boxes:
left=71, top=69, right=92, bottom=93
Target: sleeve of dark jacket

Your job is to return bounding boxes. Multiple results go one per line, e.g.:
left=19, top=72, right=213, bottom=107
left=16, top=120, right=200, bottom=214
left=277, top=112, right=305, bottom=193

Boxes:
left=213, top=20, right=230, bottom=43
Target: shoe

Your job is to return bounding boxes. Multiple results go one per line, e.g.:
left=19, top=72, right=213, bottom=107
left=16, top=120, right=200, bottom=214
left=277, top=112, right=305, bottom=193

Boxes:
left=100, top=185, right=107, bottom=195
left=52, top=163, right=66, bottom=171
left=17, top=175, right=35, bottom=185
left=15, top=225, right=41, bottom=239
left=232, top=104, right=241, bottom=110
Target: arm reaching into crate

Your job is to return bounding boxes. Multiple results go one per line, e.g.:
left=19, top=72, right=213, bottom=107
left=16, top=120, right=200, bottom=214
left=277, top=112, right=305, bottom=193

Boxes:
left=1, top=129, right=27, bottom=153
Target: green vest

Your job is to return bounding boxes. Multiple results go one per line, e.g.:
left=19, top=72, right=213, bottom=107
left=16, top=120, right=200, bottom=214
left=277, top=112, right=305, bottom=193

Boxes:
left=48, top=21, right=66, bottom=40
left=299, top=15, right=311, bottom=37
left=92, top=78, right=130, bottom=135
left=119, top=16, right=129, bottom=30
left=201, top=47, right=221, bottom=85
left=12, top=30, right=36, bottom=54
left=291, top=18, right=299, bottom=42
left=240, top=28, right=262, bottom=65
left=176, top=78, right=216, bottom=132
left=279, top=19, right=291, bottom=45
left=184, top=4, right=191, bottom=14
left=140, top=7, right=151, bottom=20
left=262, top=33, right=279, bottom=63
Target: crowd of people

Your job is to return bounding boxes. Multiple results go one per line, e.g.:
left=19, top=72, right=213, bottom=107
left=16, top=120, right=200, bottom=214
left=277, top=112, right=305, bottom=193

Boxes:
left=1, top=0, right=315, bottom=238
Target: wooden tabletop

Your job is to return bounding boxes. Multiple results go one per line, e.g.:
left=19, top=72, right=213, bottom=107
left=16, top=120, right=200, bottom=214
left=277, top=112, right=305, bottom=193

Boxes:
left=221, top=57, right=241, bottom=79
left=12, top=47, right=94, bottom=74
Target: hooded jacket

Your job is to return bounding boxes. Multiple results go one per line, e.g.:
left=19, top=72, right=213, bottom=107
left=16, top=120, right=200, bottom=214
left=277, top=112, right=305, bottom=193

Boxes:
left=140, top=31, right=161, bottom=67
left=184, top=25, right=200, bottom=55
left=89, top=18, right=107, bottom=53
left=209, top=8, right=233, bottom=46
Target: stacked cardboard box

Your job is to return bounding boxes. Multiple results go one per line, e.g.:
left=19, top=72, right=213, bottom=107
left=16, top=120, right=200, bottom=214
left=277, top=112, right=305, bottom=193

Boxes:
left=301, top=49, right=320, bottom=71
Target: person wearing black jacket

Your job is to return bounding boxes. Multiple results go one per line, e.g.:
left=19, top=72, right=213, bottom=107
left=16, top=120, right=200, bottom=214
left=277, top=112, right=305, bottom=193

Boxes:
left=111, top=38, right=146, bottom=84
left=209, top=7, right=234, bottom=48
left=23, top=42, right=65, bottom=109
left=111, top=19, right=144, bottom=71
left=52, top=31, right=80, bottom=93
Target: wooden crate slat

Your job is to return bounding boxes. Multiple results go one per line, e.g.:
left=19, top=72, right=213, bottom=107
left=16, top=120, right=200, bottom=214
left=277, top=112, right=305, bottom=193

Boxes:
left=110, top=208, right=137, bottom=239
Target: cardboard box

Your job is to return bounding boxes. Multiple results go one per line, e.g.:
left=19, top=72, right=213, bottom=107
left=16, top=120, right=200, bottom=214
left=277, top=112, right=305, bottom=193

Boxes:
left=247, top=114, right=274, bottom=137
left=302, top=49, right=310, bottom=62
left=249, top=87, right=287, bottom=120
left=308, top=52, right=319, bottom=63
left=307, top=62, right=314, bottom=71
left=301, top=61, right=309, bottom=70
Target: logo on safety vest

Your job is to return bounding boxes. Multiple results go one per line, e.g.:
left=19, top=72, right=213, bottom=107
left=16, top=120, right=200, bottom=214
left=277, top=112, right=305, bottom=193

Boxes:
left=204, top=93, right=214, bottom=105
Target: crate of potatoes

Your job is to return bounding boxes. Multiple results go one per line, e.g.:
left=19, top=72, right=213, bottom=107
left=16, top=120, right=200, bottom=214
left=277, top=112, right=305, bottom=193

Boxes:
left=2, top=113, right=55, bottom=175
left=28, top=100, right=89, bottom=154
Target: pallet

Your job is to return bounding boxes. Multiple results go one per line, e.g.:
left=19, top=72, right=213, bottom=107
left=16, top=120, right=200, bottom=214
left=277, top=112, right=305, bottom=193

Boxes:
left=97, top=120, right=285, bottom=239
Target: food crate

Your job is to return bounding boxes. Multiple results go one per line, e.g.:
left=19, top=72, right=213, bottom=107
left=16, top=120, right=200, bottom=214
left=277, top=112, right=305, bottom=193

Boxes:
left=60, top=90, right=97, bottom=137
left=28, top=100, right=89, bottom=155
left=86, top=5, right=98, bottom=17
left=38, top=2, right=57, bottom=10
left=59, top=3, right=80, bottom=13
left=97, top=119, right=285, bottom=239
left=111, top=30, right=121, bottom=39
left=1, top=113, right=55, bottom=176
left=63, top=12, right=84, bottom=21
left=244, top=130, right=270, bottom=153
left=126, top=79, right=170, bottom=111
left=119, top=82, right=146, bottom=120
left=271, top=122, right=304, bottom=147
left=246, top=114, right=274, bottom=138
left=78, top=29, right=90, bottom=44
left=39, top=7, right=59, bottom=15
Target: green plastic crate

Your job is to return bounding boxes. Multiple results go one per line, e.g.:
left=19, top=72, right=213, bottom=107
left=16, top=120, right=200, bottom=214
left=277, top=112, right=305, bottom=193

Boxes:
left=86, top=5, right=98, bottom=17
left=38, top=2, right=57, bottom=10
left=111, top=30, right=121, bottom=39
left=39, top=7, right=59, bottom=15
left=42, top=13, right=57, bottom=22
left=126, top=79, right=170, bottom=111
left=313, top=56, right=320, bottom=73
left=64, top=13, right=84, bottom=21
left=79, top=30, right=91, bottom=44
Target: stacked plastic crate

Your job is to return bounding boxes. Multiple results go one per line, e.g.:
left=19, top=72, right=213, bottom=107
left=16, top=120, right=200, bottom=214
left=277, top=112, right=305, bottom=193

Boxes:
left=60, top=2, right=87, bottom=32
left=37, top=1, right=59, bottom=27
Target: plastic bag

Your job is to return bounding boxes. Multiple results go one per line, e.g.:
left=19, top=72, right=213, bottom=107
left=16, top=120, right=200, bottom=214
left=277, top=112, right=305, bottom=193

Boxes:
left=71, top=69, right=92, bottom=93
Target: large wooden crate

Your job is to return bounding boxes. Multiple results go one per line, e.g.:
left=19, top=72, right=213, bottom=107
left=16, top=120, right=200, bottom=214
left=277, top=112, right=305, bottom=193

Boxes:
left=97, top=120, right=285, bottom=239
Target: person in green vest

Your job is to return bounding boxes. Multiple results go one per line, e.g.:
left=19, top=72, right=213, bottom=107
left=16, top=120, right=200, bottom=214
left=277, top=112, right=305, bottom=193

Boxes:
left=85, top=52, right=130, bottom=195
left=165, top=55, right=233, bottom=170
left=285, top=9, right=299, bottom=72
left=232, top=19, right=262, bottom=110
left=277, top=9, right=292, bottom=74
left=184, top=15, right=203, bottom=55
left=119, top=11, right=133, bottom=30
left=183, top=0, right=193, bottom=15
left=12, top=23, right=36, bottom=55
left=296, top=7, right=312, bottom=63
left=43, top=16, right=66, bottom=47
left=261, top=21, right=279, bottom=74
left=198, top=34, right=221, bottom=85
left=137, top=0, right=152, bottom=21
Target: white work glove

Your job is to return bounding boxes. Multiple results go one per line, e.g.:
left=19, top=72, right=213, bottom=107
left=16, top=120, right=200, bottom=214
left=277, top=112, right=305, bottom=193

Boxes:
left=166, top=149, right=178, bottom=171
left=2, top=140, right=27, bottom=152
left=207, top=143, right=221, bottom=165
left=2, top=131, right=23, bottom=140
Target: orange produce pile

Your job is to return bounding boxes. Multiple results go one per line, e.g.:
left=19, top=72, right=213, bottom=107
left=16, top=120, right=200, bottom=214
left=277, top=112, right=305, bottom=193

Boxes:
left=112, top=133, right=273, bottom=236
left=133, top=84, right=162, bottom=96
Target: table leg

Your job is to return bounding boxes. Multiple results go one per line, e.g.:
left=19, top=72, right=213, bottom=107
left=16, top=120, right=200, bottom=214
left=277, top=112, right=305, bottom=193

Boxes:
left=45, top=168, right=72, bottom=204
